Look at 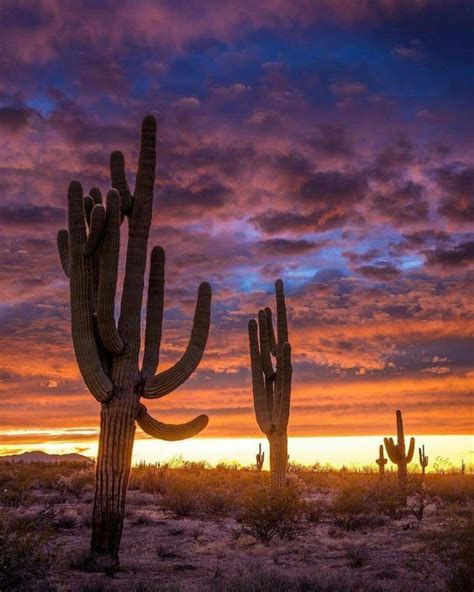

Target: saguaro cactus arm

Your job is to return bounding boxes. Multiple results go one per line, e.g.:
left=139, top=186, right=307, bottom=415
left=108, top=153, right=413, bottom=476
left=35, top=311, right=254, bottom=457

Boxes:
left=248, top=319, right=273, bottom=434
left=406, top=437, right=415, bottom=463
left=143, top=282, right=211, bottom=398
left=136, top=404, right=208, bottom=441
left=384, top=436, right=400, bottom=463
left=141, top=246, right=165, bottom=379
left=96, top=190, right=125, bottom=355
left=83, top=204, right=106, bottom=256
left=110, top=150, right=133, bottom=216
left=57, top=229, right=70, bottom=278
left=277, top=342, right=292, bottom=429
left=67, top=181, right=113, bottom=402
left=118, top=115, right=157, bottom=359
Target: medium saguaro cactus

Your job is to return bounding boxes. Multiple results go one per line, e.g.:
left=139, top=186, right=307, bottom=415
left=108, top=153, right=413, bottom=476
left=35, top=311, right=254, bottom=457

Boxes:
left=418, top=445, right=428, bottom=476
left=376, top=444, right=387, bottom=478
left=384, top=410, right=415, bottom=502
left=57, top=116, right=212, bottom=568
left=248, top=279, right=292, bottom=488
left=256, top=443, right=265, bottom=471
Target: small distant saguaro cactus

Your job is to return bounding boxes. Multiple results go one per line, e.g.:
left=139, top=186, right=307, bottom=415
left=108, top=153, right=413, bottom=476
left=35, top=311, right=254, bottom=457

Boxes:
left=248, top=279, right=292, bottom=488
left=256, top=443, right=265, bottom=471
left=384, top=410, right=415, bottom=502
left=57, top=116, right=211, bottom=568
left=376, top=444, right=387, bottom=478
left=419, top=444, right=429, bottom=476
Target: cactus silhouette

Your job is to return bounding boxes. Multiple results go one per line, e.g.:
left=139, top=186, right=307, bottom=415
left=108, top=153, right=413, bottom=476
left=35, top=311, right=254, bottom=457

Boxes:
left=57, top=116, right=211, bottom=568
left=376, top=444, right=387, bottom=477
left=256, top=443, right=265, bottom=471
left=384, top=410, right=415, bottom=503
left=418, top=444, right=428, bottom=476
left=248, top=279, right=292, bottom=488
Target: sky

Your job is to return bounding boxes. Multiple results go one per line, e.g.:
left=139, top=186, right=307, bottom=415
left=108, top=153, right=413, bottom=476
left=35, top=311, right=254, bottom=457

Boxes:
left=0, top=0, right=473, bottom=456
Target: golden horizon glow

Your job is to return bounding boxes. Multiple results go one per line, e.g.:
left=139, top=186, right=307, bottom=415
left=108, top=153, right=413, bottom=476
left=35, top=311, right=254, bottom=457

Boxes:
left=1, top=433, right=472, bottom=470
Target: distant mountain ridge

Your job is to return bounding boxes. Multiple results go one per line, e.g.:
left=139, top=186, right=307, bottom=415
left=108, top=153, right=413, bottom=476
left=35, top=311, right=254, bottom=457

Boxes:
left=0, top=450, right=94, bottom=464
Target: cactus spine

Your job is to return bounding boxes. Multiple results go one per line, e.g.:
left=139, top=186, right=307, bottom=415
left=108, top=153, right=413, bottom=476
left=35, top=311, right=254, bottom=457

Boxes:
left=248, top=279, right=292, bottom=488
left=376, top=444, right=387, bottom=478
left=256, top=443, right=265, bottom=471
left=384, top=410, right=415, bottom=503
left=418, top=444, right=428, bottom=476
left=57, top=116, right=211, bottom=568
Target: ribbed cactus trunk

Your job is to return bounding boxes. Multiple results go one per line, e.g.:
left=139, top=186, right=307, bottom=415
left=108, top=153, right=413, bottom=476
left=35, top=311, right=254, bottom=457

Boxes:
left=91, top=377, right=137, bottom=561
left=248, top=280, right=292, bottom=489
left=57, top=116, right=212, bottom=569
left=376, top=444, right=387, bottom=479
left=269, top=433, right=288, bottom=488
left=384, top=410, right=415, bottom=504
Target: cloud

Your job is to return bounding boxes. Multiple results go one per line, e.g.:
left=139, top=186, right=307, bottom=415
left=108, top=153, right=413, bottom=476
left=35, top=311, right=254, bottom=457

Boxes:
left=436, top=163, right=474, bottom=222
left=357, top=263, right=401, bottom=280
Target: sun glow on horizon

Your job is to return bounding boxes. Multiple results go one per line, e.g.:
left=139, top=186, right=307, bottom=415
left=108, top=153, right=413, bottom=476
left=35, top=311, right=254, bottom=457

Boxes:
left=1, top=433, right=472, bottom=470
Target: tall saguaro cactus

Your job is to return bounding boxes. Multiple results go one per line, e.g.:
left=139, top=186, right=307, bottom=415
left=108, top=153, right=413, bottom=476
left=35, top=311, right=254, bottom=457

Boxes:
left=376, top=444, right=387, bottom=478
left=248, top=279, right=292, bottom=488
left=384, top=410, right=415, bottom=502
left=57, top=116, right=212, bottom=568
left=418, top=445, right=428, bottom=476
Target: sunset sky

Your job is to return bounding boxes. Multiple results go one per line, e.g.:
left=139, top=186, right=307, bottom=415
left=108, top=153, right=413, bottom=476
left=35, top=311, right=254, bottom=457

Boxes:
left=0, top=1, right=473, bottom=458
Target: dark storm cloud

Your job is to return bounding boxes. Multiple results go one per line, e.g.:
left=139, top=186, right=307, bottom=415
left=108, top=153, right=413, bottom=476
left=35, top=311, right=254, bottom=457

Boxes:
left=0, top=203, right=65, bottom=226
left=427, top=240, right=474, bottom=268
left=436, top=163, right=474, bottom=222
left=357, top=263, right=401, bottom=281
left=255, top=238, right=320, bottom=255
left=372, top=181, right=429, bottom=224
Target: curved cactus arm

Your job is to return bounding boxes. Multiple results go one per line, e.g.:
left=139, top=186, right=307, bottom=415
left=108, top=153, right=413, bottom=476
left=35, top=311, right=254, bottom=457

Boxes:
left=118, top=115, right=157, bottom=359
left=406, top=437, right=415, bottom=463
left=142, top=246, right=165, bottom=379
left=384, top=437, right=400, bottom=463
left=396, top=409, right=405, bottom=447
left=275, top=279, right=288, bottom=345
left=136, top=404, right=208, bottom=441
left=57, top=229, right=70, bottom=278
left=83, top=204, right=106, bottom=256
left=265, top=307, right=277, bottom=356
left=110, top=152, right=133, bottom=216
left=83, top=196, right=95, bottom=226
left=258, top=310, right=275, bottom=379
left=67, top=180, right=112, bottom=402
left=143, top=282, right=211, bottom=398
left=89, top=187, right=102, bottom=205
left=277, top=342, right=292, bottom=430
left=96, top=190, right=125, bottom=355
left=248, top=319, right=273, bottom=434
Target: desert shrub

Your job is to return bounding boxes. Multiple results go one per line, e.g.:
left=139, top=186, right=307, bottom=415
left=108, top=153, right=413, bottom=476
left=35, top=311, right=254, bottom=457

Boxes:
left=304, top=499, right=327, bottom=523
left=129, top=462, right=169, bottom=494
left=421, top=513, right=474, bottom=592
left=426, top=474, right=474, bottom=504
left=330, top=481, right=374, bottom=531
left=56, top=467, right=94, bottom=498
left=238, top=484, right=306, bottom=543
left=0, top=509, right=56, bottom=591
left=212, top=562, right=403, bottom=592
left=409, top=482, right=438, bottom=522
left=345, top=543, right=369, bottom=568
left=200, top=486, right=236, bottom=517
left=160, top=474, right=202, bottom=517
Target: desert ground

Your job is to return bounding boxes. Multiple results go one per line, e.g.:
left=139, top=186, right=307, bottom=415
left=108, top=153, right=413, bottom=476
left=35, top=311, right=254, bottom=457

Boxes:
left=0, top=460, right=472, bottom=592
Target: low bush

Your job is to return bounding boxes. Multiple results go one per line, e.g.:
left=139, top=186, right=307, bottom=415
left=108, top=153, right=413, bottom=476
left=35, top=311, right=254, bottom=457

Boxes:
left=0, top=509, right=56, bottom=591
left=239, top=484, right=306, bottom=543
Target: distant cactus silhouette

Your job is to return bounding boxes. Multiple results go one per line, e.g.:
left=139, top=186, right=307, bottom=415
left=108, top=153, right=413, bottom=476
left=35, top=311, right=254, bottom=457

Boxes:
left=57, top=116, right=211, bottom=568
left=461, top=459, right=465, bottom=474
left=418, top=444, right=429, bottom=476
left=376, top=444, right=387, bottom=478
left=248, top=279, right=292, bottom=488
left=256, top=443, right=265, bottom=471
left=384, top=410, right=415, bottom=503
